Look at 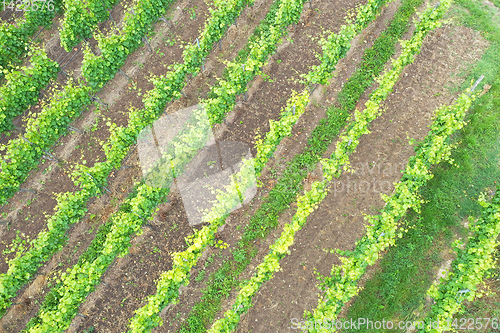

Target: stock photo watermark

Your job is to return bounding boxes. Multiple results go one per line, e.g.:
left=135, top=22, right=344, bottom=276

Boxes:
left=290, top=317, right=500, bottom=331
left=331, top=162, right=407, bottom=196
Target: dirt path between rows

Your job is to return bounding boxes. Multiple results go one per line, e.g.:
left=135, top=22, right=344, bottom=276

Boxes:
left=0, top=0, right=215, bottom=330
left=0, top=0, right=296, bottom=331
left=0, top=0, right=137, bottom=243
left=63, top=0, right=371, bottom=331
left=0, top=0, right=130, bottom=148
left=235, top=22, right=487, bottom=333
left=152, top=0, right=381, bottom=331
left=1, top=1, right=487, bottom=332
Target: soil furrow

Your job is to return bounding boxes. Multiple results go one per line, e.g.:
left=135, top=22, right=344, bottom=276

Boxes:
left=237, top=24, right=487, bottom=333
left=66, top=0, right=376, bottom=332
left=160, top=1, right=410, bottom=331
left=0, top=0, right=205, bottom=263
left=0, top=0, right=283, bottom=330
left=0, top=0, right=216, bottom=330
left=0, top=0, right=130, bottom=149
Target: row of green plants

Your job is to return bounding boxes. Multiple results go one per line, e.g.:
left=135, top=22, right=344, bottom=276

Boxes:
left=75, top=0, right=254, bottom=188
left=22, top=104, right=210, bottom=330
left=129, top=0, right=390, bottom=330
left=24, top=102, right=205, bottom=332
left=23, top=0, right=307, bottom=330
left=0, top=0, right=413, bottom=326
left=0, top=49, right=59, bottom=134
left=175, top=0, right=429, bottom=330
left=305, top=0, right=388, bottom=85
left=0, top=0, right=183, bottom=205
left=336, top=0, right=500, bottom=328
left=129, top=92, right=309, bottom=332
left=60, top=0, right=120, bottom=51
left=205, top=3, right=451, bottom=332
left=0, top=0, right=253, bottom=316
left=300, top=5, right=477, bottom=332
left=0, top=0, right=63, bottom=79
left=0, top=81, right=92, bottom=204
left=307, top=89, right=472, bottom=332
left=418, top=189, right=500, bottom=332
left=81, top=0, right=175, bottom=90
left=25, top=183, right=168, bottom=332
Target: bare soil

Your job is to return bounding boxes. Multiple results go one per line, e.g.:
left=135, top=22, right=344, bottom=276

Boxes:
left=51, top=0, right=370, bottom=331
left=0, top=0, right=214, bottom=330
left=0, top=0, right=490, bottom=332
left=232, top=23, right=487, bottom=333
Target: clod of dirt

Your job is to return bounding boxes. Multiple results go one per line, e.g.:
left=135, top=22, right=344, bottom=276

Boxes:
left=480, top=83, right=492, bottom=96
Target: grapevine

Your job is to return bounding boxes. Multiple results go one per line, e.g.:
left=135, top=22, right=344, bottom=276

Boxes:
left=60, top=0, right=119, bottom=51
left=0, top=82, right=92, bottom=205
left=0, top=0, right=252, bottom=320
left=129, top=0, right=389, bottom=330
left=0, top=0, right=178, bottom=205
left=205, top=2, right=453, bottom=332
left=307, top=89, right=473, bottom=333
left=0, top=49, right=59, bottom=134
left=418, top=190, right=500, bottom=332
left=23, top=0, right=305, bottom=330
left=81, top=0, right=177, bottom=91
left=0, top=0, right=62, bottom=78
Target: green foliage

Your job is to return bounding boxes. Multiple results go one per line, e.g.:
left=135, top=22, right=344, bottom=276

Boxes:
left=128, top=0, right=307, bottom=331
left=254, top=91, right=309, bottom=174
left=0, top=0, right=62, bottom=78
left=300, top=79, right=500, bottom=333
left=305, top=0, right=387, bottom=85
left=179, top=0, right=437, bottom=330
left=304, top=4, right=473, bottom=331
left=340, top=0, right=500, bottom=328
left=0, top=0, right=253, bottom=318
left=81, top=0, right=178, bottom=91
left=23, top=220, right=114, bottom=331
left=25, top=184, right=167, bottom=332
left=0, top=49, right=59, bottom=133
left=0, top=25, right=29, bottom=78
left=23, top=0, right=62, bottom=27
left=335, top=0, right=423, bottom=110
left=0, top=0, right=140, bottom=206
left=420, top=191, right=500, bottom=332
left=0, top=82, right=92, bottom=205
left=308, top=91, right=471, bottom=333
left=0, top=190, right=90, bottom=312
left=60, top=0, right=119, bottom=51
left=205, top=2, right=453, bottom=332
left=233, top=0, right=284, bottom=64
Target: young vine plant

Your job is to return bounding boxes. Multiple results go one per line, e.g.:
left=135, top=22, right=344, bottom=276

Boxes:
left=206, top=2, right=453, bottom=332
left=418, top=189, right=500, bottom=332
left=0, top=49, right=59, bottom=134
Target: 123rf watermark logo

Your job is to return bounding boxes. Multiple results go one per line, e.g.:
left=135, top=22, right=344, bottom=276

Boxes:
left=2, top=0, right=55, bottom=11
left=290, top=317, right=500, bottom=331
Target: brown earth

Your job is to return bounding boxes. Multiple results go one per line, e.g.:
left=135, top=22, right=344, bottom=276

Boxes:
left=60, top=3, right=376, bottom=332
left=71, top=0, right=355, bottom=330
left=89, top=3, right=402, bottom=331
left=154, top=0, right=398, bottom=330
left=0, top=0, right=207, bottom=266
left=0, top=0, right=130, bottom=147
left=0, top=1, right=489, bottom=333
left=231, top=22, right=487, bottom=333
left=0, top=0, right=214, bottom=330
left=0, top=0, right=306, bottom=331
